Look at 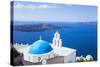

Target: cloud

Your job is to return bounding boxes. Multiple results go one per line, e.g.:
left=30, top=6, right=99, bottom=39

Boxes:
left=38, top=4, right=50, bottom=8
left=38, top=4, right=57, bottom=8
left=14, top=4, right=57, bottom=9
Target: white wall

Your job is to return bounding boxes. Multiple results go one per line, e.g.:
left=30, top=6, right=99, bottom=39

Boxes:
left=64, top=52, right=76, bottom=63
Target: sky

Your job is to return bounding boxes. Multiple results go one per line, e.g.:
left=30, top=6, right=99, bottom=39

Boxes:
left=12, top=1, right=97, bottom=22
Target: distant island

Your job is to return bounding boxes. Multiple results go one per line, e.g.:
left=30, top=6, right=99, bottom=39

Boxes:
left=13, top=23, right=64, bottom=32
left=12, top=21, right=96, bottom=32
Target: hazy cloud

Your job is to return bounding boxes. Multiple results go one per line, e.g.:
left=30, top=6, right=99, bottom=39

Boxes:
left=14, top=4, right=57, bottom=9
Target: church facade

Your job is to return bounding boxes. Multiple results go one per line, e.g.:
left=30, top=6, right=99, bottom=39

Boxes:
left=14, top=32, right=76, bottom=64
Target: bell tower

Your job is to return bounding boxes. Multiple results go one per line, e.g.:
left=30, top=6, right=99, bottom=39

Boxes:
left=52, top=31, right=62, bottom=48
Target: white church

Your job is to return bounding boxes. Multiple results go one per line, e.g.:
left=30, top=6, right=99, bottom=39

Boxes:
left=14, top=31, right=76, bottom=64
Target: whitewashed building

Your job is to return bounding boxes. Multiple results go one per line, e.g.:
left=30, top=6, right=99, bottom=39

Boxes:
left=14, top=31, right=76, bottom=64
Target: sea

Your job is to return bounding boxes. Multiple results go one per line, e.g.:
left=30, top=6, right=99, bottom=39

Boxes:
left=12, top=22, right=97, bottom=60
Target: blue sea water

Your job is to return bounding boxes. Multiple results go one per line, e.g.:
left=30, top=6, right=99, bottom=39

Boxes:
left=13, top=22, right=97, bottom=60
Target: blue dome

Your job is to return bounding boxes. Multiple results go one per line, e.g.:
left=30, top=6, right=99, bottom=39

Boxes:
left=29, top=40, right=53, bottom=54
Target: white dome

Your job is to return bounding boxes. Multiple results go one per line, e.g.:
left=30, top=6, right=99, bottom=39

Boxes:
left=80, top=55, right=84, bottom=58
left=86, top=55, right=93, bottom=60
left=76, top=57, right=80, bottom=61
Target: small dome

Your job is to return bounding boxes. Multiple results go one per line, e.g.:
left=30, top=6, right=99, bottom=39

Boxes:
left=86, top=55, right=93, bottom=60
left=76, top=57, right=80, bottom=61
left=29, top=40, right=53, bottom=54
